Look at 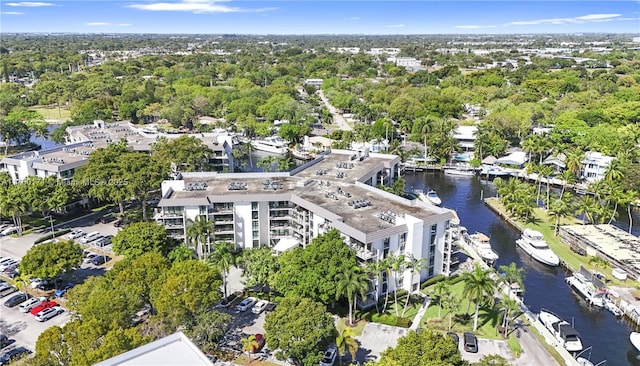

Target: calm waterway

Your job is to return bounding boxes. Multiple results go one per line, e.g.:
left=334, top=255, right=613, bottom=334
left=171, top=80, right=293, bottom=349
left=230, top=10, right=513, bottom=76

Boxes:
left=404, top=171, right=640, bottom=366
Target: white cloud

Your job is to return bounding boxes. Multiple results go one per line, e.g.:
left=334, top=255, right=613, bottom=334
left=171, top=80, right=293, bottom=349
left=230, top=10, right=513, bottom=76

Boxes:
left=343, top=16, right=359, bottom=21
left=85, top=22, right=110, bottom=26
left=1, top=11, right=24, bottom=14
left=505, top=13, right=621, bottom=26
left=118, top=23, right=132, bottom=26
left=385, top=24, right=405, bottom=28
left=5, top=2, right=55, bottom=6
left=128, top=0, right=275, bottom=14
left=454, top=25, right=497, bottom=29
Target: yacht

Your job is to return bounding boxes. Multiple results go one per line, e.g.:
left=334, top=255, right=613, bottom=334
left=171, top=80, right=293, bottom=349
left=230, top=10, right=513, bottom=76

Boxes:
left=565, top=272, right=605, bottom=307
left=480, top=165, right=512, bottom=178
left=515, top=229, right=560, bottom=266
left=425, top=190, right=442, bottom=206
left=468, top=232, right=499, bottom=265
left=538, top=308, right=584, bottom=353
left=604, top=298, right=622, bottom=317
left=630, top=332, right=640, bottom=353
left=443, top=166, right=476, bottom=177
left=251, top=136, right=288, bottom=154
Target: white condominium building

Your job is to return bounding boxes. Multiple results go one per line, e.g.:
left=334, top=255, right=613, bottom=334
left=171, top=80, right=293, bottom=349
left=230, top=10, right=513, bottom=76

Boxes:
left=155, top=149, right=456, bottom=308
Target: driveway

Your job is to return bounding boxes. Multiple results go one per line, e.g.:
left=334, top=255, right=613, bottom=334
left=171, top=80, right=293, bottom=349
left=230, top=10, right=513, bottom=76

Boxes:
left=356, top=323, right=408, bottom=363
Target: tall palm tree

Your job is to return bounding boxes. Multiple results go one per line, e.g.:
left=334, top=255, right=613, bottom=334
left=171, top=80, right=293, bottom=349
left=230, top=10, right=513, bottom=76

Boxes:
left=335, top=327, right=358, bottom=365
left=1, top=187, right=28, bottom=236
left=389, top=253, right=405, bottom=317
left=624, top=190, right=639, bottom=233
left=499, top=296, right=519, bottom=338
left=206, top=241, right=236, bottom=300
left=539, top=164, right=556, bottom=210
left=576, top=195, right=598, bottom=224
left=364, top=259, right=387, bottom=314
left=442, top=292, right=461, bottom=330
left=462, top=263, right=497, bottom=331
left=498, top=262, right=525, bottom=294
left=241, top=335, right=259, bottom=361
left=401, top=255, right=425, bottom=317
left=549, top=198, right=571, bottom=236
left=558, top=170, right=576, bottom=200
left=431, top=281, right=450, bottom=319
left=277, top=156, right=292, bottom=172
left=335, top=265, right=369, bottom=326
left=186, top=215, right=214, bottom=260
left=604, top=156, right=626, bottom=182
left=565, top=148, right=584, bottom=179
left=420, top=117, right=436, bottom=160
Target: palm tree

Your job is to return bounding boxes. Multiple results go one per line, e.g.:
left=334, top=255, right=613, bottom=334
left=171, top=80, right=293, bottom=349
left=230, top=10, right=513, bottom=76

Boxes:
left=13, top=273, right=31, bottom=299
left=242, top=142, right=255, bottom=168
left=624, top=190, right=639, bottom=233
left=277, top=156, right=293, bottom=172
left=186, top=215, right=214, bottom=260
left=420, top=117, right=436, bottom=161
left=431, top=281, right=450, bottom=319
left=442, top=292, right=461, bottom=330
left=604, top=156, right=626, bottom=182
left=0, top=188, right=28, bottom=236
left=589, top=256, right=609, bottom=274
left=241, top=334, right=259, bottom=361
left=549, top=198, right=571, bottom=236
left=565, top=148, right=584, bottom=179
left=462, top=263, right=497, bottom=331
left=335, top=327, right=358, bottom=365
left=498, top=263, right=525, bottom=294
left=364, top=259, right=387, bottom=314
left=335, top=265, right=369, bottom=326
left=401, top=255, right=425, bottom=317
left=558, top=170, right=576, bottom=200
left=206, top=242, right=236, bottom=300
left=539, top=164, right=556, bottom=210
left=576, top=195, right=598, bottom=224
left=389, top=253, right=405, bottom=317
left=499, top=296, right=519, bottom=338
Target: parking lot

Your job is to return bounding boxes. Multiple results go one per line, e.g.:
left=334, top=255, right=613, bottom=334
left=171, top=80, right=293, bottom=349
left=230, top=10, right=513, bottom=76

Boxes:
left=0, top=212, right=121, bottom=356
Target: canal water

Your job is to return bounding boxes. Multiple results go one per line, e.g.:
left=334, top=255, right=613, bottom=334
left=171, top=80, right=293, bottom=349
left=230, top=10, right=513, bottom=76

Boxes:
left=404, top=171, right=640, bottom=366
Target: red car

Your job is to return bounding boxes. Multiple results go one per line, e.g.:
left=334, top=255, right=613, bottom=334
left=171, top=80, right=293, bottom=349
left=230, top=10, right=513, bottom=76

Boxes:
left=30, top=301, right=58, bottom=316
left=248, top=334, right=265, bottom=353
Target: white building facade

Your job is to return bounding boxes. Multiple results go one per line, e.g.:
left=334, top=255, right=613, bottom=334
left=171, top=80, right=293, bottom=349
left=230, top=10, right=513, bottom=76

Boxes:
left=581, top=151, right=614, bottom=183
left=155, top=150, right=456, bottom=308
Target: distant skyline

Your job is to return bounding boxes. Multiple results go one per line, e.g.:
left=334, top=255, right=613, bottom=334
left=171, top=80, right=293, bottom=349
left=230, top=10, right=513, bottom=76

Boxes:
left=1, top=1, right=639, bottom=35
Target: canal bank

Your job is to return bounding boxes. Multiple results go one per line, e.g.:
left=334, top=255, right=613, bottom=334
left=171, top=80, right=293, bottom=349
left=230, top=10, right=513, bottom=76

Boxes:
left=404, top=171, right=640, bottom=366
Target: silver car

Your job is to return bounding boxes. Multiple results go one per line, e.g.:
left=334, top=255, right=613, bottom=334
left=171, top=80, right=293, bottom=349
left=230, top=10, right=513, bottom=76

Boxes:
left=35, top=306, right=64, bottom=322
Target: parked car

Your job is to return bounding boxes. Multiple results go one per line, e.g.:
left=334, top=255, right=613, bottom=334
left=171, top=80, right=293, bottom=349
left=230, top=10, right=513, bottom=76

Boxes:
left=0, top=285, right=17, bottom=298
left=264, top=302, right=277, bottom=312
left=35, top=280, right=55, bottom=291
left=0, top=334, right=9, bottom=350
left=19, top=297, right=47, bottom=313
left=113, top=218, right=127, bottom=228
left=84, top=253, right=99, bottom=263
left=131, top=306, right=151, bottom=326
left=320, top=346, right=338, bottom=366
left=96, top=215, right=115, bottom=224
left=94, top=235, right=113, bottom=247
left=54, top=284, right=75, bottom=298
left=79, top=231, right=101, bottom=244
left=3, top=265, right=18, bottom=279
left=463, top=332, right=478, bottom=353
left=251, top=299, right=269, bottom=314
left=30, top=301, right=58, bottom=316
left=0, top=226, right=17, bottom=236
left=235, top=297, right=258, bottom=311
left=446, top=332, right=459, bottom=346
left=90, top=255, right=111, bottom=265
left=0, top=347, right=31, bottom=365
left=0, top=260, right=18, bottom=272
left=35, top=306, right=64, bottom=322
left=4, top=292, right=27, bottom=308
left=0, top=258, right=14, bottom=267
left=65, top=230, right=85, bottom=240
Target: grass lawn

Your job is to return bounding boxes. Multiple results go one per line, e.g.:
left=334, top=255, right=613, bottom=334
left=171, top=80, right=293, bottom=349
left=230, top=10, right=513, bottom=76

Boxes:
left=508, top=333, right=522, bottom=358
left=234, top=354, right=281, bottom=366
left=486, top=198, right=639, bottom=288
left=421, top=281, right=503, bottom=340
left=337, top=317, right=366, bottom=336
left=30, top=105, right=71, bottom=121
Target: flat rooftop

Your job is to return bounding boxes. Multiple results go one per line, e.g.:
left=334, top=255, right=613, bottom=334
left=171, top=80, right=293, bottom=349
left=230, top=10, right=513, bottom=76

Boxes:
left=165, top=151, right=445, bottom=234
left=561, top=224, right=640, bottom=275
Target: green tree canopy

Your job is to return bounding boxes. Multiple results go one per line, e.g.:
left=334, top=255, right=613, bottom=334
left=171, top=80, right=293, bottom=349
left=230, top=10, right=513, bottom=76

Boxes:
left=375, top=328, right=465, bottom=366
left=112, top=221, right=171, bottom=258
left=20, top=240, right=83, bottom=279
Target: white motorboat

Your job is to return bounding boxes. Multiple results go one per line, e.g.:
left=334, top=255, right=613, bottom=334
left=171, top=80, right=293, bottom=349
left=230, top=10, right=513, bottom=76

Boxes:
left=515, top=229, right=560, bottom=266
left=538, top=308, right=584, bottom=353
left=604, top=298, right=622, bottom=317
left=468, top=232, right=499, bottom=265
left=251, top=136, right=288, bottom=154
left=630, top=332, right=640, bottom=353
left=425, top=190, right=442, bottom=206
left=444, top=166, right=476, bottom=177
left=565, top=272, right=605, bottom=307
left=480, top=165, right=512, bottom=178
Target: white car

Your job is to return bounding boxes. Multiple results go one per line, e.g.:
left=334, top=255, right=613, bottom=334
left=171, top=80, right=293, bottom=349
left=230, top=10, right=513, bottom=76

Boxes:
left=319, top=347, right=338, bottom=366
left=235, top=297, right=258, bottom=312
left=35, top=306, right=64, bottom=322
left=19, top=296, right=47, bottom=313
left=79, top=231, right=101, bottom=244
left=65, top=230, right=85, bottom=240
left=251, top=300, right=269, bottom=314
left=84, top=253, right=99, bottom=263
left=30, top=278, right=44, bottom=288
left=0, top=259, right=18, bottom=272
left=0, top=226, right=17, bottom=236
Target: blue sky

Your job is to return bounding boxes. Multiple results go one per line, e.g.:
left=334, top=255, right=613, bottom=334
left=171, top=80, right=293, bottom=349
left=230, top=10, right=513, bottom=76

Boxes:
left=1, top=1, right=639, bottom=34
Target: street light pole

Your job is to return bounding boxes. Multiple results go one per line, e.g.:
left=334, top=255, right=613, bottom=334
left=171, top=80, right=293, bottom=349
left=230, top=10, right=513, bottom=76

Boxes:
left=45, top=215, right=55, bottom=238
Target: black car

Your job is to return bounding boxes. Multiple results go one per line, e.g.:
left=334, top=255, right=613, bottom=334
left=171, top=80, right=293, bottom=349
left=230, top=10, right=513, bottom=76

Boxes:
left=4, top=293, right=27, bottom=308
left=0, top=347, right=31, bottom=365
left=91, top=256, right=111, bottom=265
left=113, top=219, right=127, bottom=228
left=264, top=302, right=277, bottom=312
left=446, top=332, right=459, bottom=346
left=463, top=332, right=478, bottom=353
left=0, top=334, right=9, bottom=350
left=96, top=215, right=115, bottom=224
left=35, top=280, right=55, bottom=291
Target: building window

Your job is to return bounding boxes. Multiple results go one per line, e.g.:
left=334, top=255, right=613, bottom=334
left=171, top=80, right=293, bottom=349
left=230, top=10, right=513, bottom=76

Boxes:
left=431, top=224, right=437, bottom=235
left=251, top=202, right=258, bottom=210
left=199, top=206, right=207, bottom=215
left=252, top=221, right=258, bottom=230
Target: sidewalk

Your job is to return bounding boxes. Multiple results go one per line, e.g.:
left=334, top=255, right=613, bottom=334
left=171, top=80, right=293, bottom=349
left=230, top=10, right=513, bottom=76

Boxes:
left=410, top=295, right=431, bottom=330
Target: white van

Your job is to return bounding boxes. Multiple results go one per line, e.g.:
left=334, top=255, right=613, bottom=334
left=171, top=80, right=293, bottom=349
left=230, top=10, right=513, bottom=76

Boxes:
left=79, top=231, right=101, bottom=244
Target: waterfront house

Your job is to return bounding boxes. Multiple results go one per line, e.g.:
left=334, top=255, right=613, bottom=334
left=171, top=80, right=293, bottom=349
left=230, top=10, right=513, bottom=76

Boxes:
left=580, top=151, right=614, bottom=183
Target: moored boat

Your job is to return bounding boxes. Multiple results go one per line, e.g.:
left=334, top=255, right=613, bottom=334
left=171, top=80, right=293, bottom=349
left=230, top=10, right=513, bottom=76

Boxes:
left=565, top=272, right=605, bottom=307
left=251, top=136, right=288, bottom=154
left=443, top=166, right=476, bottom=177
left=425, top=190, right=441, bottom=206
left=468, top=232, right=499, bottom=265
left=538, top=308, right=584, bottom=353
left=515, top=229, right=560, bottom=266
left=630, top=332, right=640, bottom=353
left=604, top=298, right=622, bottom=317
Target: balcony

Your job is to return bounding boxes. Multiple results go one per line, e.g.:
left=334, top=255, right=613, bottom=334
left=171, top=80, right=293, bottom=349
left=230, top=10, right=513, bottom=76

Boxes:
left=154, top=209, right=183, bottom=219
left=356, top=294, right=377, bottom=310
left=209, top=207, right=233, bottom=214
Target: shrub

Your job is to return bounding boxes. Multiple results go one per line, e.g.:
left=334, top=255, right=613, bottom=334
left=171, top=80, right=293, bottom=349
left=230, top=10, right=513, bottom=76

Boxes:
left=446, top=274, right=464, bottom=285
left=371, top=313, right=412, bottom=328
left=421, top=274, right=446, bottom=289
left=33, top=229, right=72, bottom=244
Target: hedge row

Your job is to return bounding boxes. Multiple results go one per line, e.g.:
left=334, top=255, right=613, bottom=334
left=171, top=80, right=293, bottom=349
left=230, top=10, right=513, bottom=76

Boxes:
left=33, top=229, right=72, bottom=244
left=371, top=313, right=412, bottom=328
